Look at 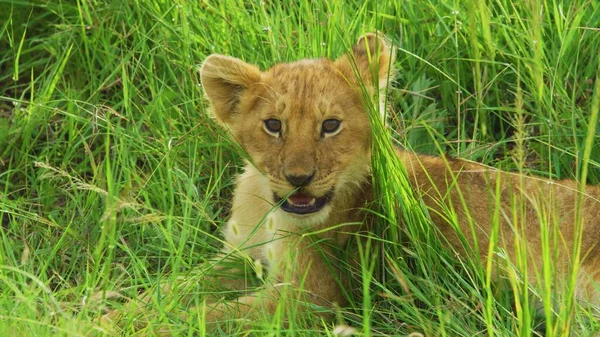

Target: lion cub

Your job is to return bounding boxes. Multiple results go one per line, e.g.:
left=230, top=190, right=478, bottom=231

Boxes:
left=199, top=33, right=600, bottom=322
left=104, top=33, right=599, bottom=330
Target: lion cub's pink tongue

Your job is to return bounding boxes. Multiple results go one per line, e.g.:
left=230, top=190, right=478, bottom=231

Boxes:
left=287, top=193, right=316, bottom=207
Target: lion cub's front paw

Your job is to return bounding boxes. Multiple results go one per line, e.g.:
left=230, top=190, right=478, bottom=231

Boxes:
left=99, top=308, right=183, bottom=337
left=95, top=309, right=123, bottom=335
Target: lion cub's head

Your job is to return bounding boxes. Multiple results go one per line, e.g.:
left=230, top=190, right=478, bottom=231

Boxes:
left=201, top=33, right=395, bottom=222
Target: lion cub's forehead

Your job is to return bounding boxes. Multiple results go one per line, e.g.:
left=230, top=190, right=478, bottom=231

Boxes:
left=261, top=59, right=355, bottom=118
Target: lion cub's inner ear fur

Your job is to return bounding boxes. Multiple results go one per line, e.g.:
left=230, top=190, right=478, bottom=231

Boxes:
left=335, top=33, right=396, bottom=91
left=200, top=54, right=262, bottom=124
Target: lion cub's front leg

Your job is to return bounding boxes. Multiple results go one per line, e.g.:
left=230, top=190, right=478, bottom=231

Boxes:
left=201, top=237, right=349, bottom=327
left=99, top=253, right=257, bottom=330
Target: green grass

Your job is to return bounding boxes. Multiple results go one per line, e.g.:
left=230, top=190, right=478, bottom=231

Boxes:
left=1, top=0, right=599, bottom=336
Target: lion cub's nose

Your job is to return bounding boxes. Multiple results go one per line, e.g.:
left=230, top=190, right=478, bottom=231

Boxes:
left=285, top=173, right=315, bottom=187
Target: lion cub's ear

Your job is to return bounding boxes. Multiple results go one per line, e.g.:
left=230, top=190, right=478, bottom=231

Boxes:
left=200, top=54, right=262, bottom=124
left=335, top=32, right=396, bottom=91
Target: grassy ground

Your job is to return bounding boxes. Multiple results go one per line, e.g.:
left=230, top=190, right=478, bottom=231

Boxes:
left=1, top=0, right=599, bottom=336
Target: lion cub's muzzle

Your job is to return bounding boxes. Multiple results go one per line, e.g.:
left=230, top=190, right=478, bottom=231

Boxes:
left=272, top=170, right=335, bottom=215
left=273, top=189, right=334, bottom=215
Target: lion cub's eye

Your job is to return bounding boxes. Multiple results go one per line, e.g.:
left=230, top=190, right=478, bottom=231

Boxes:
left=264, top=118, right=282, bottom=135
left=321, top=119, right=342, bottom=135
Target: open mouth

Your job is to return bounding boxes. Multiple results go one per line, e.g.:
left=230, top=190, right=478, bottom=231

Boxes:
left=274, top=190, right=334, bottom=215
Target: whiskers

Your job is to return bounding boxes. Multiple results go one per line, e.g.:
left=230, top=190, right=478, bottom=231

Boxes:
left=267, top=166, right=369, bottom=197
left=309, top=178, right=336, bottom=190
left=268, top=177, right=290, bottom=190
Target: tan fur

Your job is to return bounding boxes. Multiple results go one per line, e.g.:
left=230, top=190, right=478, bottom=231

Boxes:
left=200, top=32, right=600, bottom=321
left=103, top=33, right=600, bottom=332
